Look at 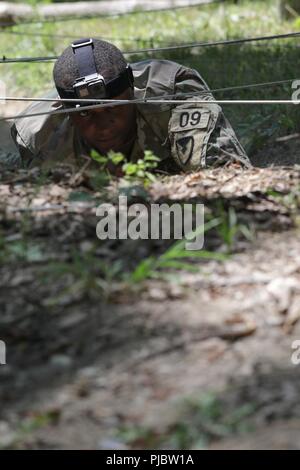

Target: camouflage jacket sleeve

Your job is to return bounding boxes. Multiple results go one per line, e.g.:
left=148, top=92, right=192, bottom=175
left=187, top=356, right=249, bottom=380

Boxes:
left=168, top=66, right=251, bottom=171
left=0, top=122, right=22, bottom=169
left=10, top=90, right=77, bottom=169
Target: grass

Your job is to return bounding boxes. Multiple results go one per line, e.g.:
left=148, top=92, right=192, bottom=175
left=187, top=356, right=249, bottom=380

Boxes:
left=127, top=216, right=227, bottom=283
left=213, top=202, right=255, bottom=252
left=2, top=200, right=252, bottom=299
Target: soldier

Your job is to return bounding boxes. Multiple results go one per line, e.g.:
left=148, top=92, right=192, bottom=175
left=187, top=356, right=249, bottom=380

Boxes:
left=11, top=38, right=251, bottom=172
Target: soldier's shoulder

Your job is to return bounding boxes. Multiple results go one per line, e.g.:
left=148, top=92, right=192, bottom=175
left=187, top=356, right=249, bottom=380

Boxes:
left=131, top=58, right=183, bottom=73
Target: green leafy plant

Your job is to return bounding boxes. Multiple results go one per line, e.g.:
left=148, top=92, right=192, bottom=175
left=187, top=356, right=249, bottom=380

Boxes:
left=90, top=149, right=125, bottom=168
left=116, top=392, right=256, bottom=450
left=164, top=393, right=255, bottom=450
left=91, top=149, right=160, bottom=185
left=122, top=151, right=160, bottom=184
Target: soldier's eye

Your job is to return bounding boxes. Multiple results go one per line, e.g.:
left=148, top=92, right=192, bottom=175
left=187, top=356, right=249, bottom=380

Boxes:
left=79, top=110, right=90, bottom=118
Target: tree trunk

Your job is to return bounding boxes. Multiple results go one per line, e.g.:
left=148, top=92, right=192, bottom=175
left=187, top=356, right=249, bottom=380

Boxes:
left=0, top=2, right=33, bottom=26
left=39, top=0, right=216, bottom=19
left=0, top=0, right=218, bottom=25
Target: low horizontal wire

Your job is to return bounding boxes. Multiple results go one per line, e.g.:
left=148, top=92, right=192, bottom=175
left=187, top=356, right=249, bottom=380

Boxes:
left=0, top=77, right=296, bottom=104
left=211, top=78, right=298, bottom=93
left=125, top=31, right=300, bottom=55
left=1, top=98, right=299, bottom=122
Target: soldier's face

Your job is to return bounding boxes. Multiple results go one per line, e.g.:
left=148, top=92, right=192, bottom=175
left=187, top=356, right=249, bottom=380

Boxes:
left=70, top=89, right=136, bottom=156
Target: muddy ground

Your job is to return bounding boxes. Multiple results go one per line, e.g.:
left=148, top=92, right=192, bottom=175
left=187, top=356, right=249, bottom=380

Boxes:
left=1, top=160, right=300, bottom=450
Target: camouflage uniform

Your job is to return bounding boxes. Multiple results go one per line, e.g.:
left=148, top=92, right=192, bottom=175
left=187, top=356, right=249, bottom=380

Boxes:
left=11, top=59, right=251, bottom=171
left=0, top=121, right=22, bottom=169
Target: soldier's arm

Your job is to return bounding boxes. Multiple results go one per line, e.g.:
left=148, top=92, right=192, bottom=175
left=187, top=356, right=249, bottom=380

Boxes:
left=168, top=66, right=251, bottom=171
left=10, top=120, right=36, bottom=168
left=11, top=90, right=75, bottom=169
left=0, top=122, right=22, bottom=169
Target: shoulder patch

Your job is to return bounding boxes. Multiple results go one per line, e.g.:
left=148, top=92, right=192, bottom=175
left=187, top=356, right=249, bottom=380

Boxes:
left=176, top=136, right=194, bottom=165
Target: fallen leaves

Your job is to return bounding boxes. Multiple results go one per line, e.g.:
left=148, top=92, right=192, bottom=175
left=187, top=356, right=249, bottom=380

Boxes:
left=150, top=166, right=300, bottom=201
left=221, top=314, right=257, bottom=340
